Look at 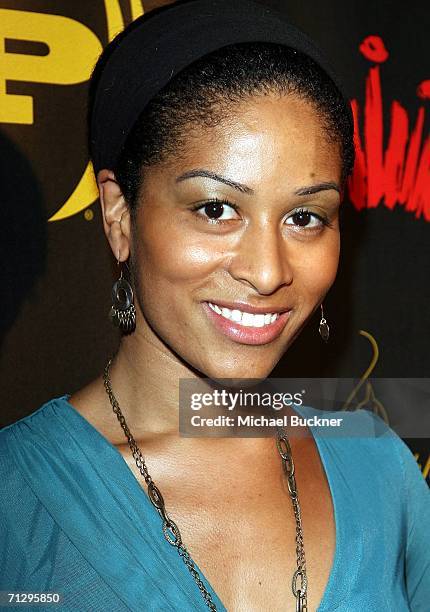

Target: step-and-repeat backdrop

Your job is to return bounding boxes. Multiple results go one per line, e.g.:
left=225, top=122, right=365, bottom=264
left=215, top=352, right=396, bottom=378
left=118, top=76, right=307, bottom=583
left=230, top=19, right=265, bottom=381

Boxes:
left=0, top=0, right=429, bottom=484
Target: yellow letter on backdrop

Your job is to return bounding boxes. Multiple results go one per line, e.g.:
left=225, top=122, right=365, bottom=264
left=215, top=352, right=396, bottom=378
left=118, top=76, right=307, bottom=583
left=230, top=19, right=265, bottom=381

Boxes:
left=0, top=9, right=102, bottom=124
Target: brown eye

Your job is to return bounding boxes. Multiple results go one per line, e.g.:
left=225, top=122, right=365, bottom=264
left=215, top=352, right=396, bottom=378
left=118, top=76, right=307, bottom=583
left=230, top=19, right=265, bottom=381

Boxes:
left=292, top=210, right=312, bottom=226
left=285, top=208, right=327, bottom=230
left=193, top=199, right=239, bottom=222
left=204, top=201, right=224, bottom=219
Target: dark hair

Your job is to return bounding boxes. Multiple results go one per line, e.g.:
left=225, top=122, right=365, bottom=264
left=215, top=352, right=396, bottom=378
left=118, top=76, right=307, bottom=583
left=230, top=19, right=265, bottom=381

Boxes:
left=90, top=41, right=354, bottom=218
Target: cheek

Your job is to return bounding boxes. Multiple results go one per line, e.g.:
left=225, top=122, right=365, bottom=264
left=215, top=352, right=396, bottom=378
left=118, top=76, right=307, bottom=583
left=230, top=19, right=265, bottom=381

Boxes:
left=132, top=212, right=223, bottom=305
left=291, top=231, right=340, bottom=301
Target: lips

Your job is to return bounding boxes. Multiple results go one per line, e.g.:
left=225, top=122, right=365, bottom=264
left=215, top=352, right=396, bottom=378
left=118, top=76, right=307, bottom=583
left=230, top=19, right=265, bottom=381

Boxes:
left=202, top=300, right=292, bottom=345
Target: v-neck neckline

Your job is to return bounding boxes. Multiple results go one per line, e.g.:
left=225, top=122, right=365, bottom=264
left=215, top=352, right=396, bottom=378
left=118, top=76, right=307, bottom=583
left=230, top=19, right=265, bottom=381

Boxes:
left=57, top=394, right=358, bottom=611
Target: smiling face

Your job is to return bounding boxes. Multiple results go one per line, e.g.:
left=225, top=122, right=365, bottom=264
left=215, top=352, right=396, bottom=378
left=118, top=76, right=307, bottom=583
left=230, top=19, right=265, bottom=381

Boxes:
left=117, top=93, right=342, bottom=380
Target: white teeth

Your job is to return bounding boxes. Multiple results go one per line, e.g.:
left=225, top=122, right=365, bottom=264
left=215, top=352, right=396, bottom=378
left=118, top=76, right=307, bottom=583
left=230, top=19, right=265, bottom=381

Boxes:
left=242, top=312, right=254, bottom=326
left=207, top=303, right=280, bottom=327
left=231, top=309, right=242, bottom=322
left=208, top=302, right=219, bottom=314
left=253, top=314, right=265, bottom=327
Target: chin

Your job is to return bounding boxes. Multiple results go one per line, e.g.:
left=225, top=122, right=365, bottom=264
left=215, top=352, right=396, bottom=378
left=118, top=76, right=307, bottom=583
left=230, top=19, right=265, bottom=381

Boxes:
left=200, top=359, right=275, bottom=387
left=211, top=376, right=269, bottom=390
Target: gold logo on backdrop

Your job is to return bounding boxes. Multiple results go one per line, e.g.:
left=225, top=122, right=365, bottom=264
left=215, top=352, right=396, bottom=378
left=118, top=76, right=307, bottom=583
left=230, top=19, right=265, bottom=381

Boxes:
left=0, top=1, right=145, bottom=221
left=343, top=330, right=389, bottom=424
left=341, top=331, right=430, bottom=480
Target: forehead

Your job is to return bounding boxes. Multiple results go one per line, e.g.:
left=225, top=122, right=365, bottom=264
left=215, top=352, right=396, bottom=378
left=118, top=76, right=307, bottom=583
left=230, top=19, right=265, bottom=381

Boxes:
left=162, top=93, right=342, bottom=191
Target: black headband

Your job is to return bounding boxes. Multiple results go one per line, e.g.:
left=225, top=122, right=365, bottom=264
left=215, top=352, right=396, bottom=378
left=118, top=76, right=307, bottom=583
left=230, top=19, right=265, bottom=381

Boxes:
left=90, top=0, right=348, bottom=174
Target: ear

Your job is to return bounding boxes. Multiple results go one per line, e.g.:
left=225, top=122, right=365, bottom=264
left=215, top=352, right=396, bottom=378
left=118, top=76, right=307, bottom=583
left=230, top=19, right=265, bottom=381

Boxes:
left=97, top=169, right=131, bottom=262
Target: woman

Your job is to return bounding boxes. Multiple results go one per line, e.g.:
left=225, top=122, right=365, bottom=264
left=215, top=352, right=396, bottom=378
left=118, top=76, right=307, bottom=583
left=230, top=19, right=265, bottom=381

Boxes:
left=1, top=1, right=429, bottom=611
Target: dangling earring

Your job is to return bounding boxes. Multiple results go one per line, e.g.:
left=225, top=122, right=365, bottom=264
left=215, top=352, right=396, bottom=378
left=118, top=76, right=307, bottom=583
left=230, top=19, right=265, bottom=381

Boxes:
left=109, top=253, right=136, bottom=334
left=319, top=303, right=330, bottom=342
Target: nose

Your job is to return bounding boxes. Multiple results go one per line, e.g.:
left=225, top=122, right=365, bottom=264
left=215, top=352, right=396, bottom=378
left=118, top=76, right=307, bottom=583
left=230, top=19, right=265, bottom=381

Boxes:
left=227, top=220, right=293, bottom=295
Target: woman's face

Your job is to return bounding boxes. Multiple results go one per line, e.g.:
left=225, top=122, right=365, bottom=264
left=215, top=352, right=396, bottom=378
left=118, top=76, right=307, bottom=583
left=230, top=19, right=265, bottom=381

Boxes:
left=129, top=93, right=342, bottom=380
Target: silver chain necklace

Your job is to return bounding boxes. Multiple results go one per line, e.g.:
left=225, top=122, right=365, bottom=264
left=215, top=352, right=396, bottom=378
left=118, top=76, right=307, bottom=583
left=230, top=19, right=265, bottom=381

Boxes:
left=103, top=357, right=308, bottom=611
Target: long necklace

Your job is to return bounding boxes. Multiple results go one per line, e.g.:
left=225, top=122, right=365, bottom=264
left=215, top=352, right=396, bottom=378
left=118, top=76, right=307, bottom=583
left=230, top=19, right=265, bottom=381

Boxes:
left=103, top=358, right=308, bottom=611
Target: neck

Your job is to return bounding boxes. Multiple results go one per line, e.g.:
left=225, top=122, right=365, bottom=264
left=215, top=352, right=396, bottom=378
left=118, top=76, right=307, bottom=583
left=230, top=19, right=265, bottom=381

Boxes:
left=107, top=319, right=202, bottom=438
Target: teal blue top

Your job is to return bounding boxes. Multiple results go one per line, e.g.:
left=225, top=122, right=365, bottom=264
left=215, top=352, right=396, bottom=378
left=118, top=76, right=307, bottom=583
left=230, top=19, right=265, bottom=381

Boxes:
left=0, top=396, right=429, bottom=611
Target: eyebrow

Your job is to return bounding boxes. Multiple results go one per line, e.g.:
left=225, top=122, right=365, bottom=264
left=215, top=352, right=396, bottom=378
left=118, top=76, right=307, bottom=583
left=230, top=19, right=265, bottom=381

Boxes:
left=175, top=169, right=340, bottom=197
left=175, top=169, right=254, bottom=195
left=294, top=182, right=340, bottom=195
